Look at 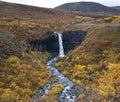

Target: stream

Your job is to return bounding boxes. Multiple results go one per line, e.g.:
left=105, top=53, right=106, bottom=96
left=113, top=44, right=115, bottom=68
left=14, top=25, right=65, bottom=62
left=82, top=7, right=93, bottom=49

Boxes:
left=32, top=33, right=85, bottom=102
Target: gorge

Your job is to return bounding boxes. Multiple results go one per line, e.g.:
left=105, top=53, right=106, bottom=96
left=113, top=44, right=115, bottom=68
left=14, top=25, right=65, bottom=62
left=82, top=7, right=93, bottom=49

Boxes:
left=32, top=32, right=88, bottom=102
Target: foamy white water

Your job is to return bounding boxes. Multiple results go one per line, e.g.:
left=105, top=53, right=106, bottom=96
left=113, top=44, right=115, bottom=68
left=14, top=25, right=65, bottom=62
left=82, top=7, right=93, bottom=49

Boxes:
left=57, top=33, right=65, bottom=57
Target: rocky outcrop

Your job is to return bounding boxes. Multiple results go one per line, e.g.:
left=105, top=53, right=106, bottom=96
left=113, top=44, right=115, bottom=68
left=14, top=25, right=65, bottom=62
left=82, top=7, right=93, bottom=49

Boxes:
left=30, top=31, right=59, bottom=56
left=30, top=31, right=87, bottom=56
left=62, top=31, right=87, bottom=54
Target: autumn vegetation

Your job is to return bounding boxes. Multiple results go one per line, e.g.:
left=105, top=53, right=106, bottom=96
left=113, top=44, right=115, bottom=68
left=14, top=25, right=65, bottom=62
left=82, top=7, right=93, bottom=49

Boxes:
left=97, top=16, right=120, bottom=23
left=0, top=51, right=51, bottom=101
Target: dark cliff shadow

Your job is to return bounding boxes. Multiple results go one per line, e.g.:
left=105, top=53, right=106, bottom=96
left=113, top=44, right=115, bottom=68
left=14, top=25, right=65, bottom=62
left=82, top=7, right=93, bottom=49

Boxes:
left=29, top=30, right=87, bottom=57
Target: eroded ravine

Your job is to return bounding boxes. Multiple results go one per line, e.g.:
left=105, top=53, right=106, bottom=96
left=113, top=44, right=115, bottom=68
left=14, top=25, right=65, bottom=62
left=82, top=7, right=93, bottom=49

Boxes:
left=32, top=33, right=85, bottom=102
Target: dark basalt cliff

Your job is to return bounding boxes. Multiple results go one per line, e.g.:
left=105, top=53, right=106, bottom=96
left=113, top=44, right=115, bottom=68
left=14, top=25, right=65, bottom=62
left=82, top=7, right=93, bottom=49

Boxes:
left=62, top=31, right=87, bottom=54
left=30, top=31, right=87, bottom=56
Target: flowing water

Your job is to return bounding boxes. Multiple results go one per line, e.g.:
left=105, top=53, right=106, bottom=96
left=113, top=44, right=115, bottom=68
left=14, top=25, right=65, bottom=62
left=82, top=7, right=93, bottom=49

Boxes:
left=32, top=33, right=85, bottom=102
left=58, top=33, right=65, bottom=57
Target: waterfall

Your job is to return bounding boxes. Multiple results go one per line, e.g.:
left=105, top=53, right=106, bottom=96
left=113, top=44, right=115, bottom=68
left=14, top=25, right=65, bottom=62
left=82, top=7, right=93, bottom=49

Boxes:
left=57, top=33, right=65, bottom=57
left=33, top=32, right=85, bottom=102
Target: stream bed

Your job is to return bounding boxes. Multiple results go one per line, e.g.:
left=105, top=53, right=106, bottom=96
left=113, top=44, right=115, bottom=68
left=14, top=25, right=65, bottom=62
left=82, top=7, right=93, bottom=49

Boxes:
left=32, top=57, right=85, bottom=102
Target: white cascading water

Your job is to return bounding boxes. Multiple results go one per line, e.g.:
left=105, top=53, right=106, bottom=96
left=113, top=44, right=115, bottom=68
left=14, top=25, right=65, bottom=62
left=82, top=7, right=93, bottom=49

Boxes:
left=58, top=33, right=65, bottom=57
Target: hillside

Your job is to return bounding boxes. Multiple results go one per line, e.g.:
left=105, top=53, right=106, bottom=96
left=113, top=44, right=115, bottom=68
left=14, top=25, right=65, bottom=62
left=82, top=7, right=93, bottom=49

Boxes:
left=0, top=1, right=95, bottom=42
left=112, top=6, right=120, bottom=10
left=55, top=2, right=120, bottom=16
left=0, top=28, right=52, bottom=101
left=0, top=1, right=71, bottom=41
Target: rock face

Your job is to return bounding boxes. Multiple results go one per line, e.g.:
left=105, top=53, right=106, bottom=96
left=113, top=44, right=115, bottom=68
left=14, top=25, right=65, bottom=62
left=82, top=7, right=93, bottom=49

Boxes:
left=30, top=31, right=87, bottom=56
left=62, top=31, right=87, bottom=54
left=30, top=31, right=59, bottom=56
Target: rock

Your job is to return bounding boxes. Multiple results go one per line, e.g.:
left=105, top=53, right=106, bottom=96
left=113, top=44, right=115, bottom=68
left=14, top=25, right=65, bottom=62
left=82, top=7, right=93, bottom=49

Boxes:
left=72, top=85, right=85, bottom=96
left=29, top=30, right=87, bottom=56
left=62, top=31, right=87, bottom=54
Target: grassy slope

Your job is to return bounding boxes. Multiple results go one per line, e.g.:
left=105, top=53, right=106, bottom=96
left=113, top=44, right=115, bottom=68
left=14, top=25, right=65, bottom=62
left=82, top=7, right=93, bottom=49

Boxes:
left=97, top=16, right=120, bottom=23
left=0, top=28, right=21, bottom=57
left=0, top=1, right=94, bottom=42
